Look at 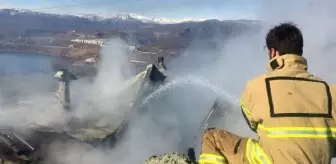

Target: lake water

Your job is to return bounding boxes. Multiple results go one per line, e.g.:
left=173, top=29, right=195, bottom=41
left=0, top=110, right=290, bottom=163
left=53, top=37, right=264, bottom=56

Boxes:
left=0, top=52, right=68, bottom=103
left=0, top=52, right=66, bottom=75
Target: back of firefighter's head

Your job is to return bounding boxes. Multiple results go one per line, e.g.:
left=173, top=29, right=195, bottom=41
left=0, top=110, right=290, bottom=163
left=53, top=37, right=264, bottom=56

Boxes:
left=266, top=22, right=304, bottom=60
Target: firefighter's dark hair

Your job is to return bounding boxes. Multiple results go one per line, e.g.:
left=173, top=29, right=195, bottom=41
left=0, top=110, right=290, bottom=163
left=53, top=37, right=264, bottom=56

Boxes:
left=266, top=22, right=304, bottom=56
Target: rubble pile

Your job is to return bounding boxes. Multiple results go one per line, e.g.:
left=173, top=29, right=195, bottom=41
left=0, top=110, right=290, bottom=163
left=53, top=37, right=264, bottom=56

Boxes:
left=143, top=152, right=196, bottom=164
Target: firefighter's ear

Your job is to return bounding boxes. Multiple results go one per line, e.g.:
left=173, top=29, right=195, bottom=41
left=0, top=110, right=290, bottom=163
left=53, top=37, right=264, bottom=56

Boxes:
left=269, top=48, right=276, bottom=59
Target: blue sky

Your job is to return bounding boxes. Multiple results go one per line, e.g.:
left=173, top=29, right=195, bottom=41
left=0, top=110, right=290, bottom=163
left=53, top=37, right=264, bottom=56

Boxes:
left=0, top=0, right=258, bottom=19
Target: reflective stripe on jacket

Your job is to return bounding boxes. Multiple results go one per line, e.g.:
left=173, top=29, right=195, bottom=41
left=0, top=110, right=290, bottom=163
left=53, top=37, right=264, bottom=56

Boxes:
left=245, top=139, right=272, bottom=164
left=199, top=154, right=227, bottom=164
left=199, top=138, right=273, bottom=164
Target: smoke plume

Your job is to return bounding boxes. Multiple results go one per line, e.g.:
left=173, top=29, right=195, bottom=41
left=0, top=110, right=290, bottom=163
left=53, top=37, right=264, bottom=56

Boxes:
left=0, top=1, right=336, bottom=163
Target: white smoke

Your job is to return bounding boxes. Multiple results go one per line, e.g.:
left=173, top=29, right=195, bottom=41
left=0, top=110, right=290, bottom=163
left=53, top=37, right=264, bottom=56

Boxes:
left=0, top=1, right=335, bottom=163
left=42, top=37, right=221, bottom=163
left=0, top=74, right=68, bottom=129
left=69, top=38, right=135, bottom=126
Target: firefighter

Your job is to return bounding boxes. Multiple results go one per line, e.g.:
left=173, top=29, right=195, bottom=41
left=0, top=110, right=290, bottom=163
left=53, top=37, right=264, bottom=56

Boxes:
left=199, top=22, right=336, bottom=164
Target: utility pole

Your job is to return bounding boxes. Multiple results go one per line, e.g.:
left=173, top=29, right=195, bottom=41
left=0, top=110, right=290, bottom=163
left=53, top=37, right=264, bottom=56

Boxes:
left=54, top=68, right=77, bottom=111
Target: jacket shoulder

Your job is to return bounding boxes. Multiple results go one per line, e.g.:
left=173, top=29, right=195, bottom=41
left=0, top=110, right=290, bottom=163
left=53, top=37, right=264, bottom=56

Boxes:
left=245, top=74, right=267, bottom=91
left=329, top=84, right=336, bottom=96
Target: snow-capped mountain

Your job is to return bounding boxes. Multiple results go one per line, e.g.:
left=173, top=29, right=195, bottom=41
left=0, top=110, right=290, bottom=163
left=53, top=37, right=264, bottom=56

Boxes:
left=0, top=8, right=208, bottom=24
left=0, top=8, right=262, bottom=39
left=76, top=13, right=207, bottom=24
left=0, top=8, right=259, bottom=25
left=0, top=8, right=76, bottom=19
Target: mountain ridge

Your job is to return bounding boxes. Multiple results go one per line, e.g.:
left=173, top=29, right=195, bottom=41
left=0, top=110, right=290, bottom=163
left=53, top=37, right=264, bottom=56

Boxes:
left=0, top=8, right=260, bottom=24
left=76, top=13, right=209, bottom=24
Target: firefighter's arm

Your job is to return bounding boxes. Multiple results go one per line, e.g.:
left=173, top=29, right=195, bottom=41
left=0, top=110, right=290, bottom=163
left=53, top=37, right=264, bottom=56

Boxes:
left=240, top=83, right=260, bottom=133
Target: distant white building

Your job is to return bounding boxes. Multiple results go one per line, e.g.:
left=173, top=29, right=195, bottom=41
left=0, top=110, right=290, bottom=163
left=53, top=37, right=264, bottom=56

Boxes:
left=85, top=57, right=96, bottom=64
left=71, top=39, right=104, bottom=47
left=129, top=46, right=136, bottom=51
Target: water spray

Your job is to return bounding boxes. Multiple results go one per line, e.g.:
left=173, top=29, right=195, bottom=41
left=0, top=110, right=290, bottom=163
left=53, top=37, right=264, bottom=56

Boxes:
left=142, top=75, right=239, bottom=106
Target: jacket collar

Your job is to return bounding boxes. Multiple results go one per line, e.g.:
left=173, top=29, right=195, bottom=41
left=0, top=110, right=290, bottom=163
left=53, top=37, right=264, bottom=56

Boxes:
left=266, top=54, right=308, bottom=72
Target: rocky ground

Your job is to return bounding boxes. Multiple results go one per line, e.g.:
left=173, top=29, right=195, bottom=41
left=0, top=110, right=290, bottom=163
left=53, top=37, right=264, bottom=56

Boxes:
left=69, top=44, right=100, bottom=60
left=143, top=152, right=197, bottom=164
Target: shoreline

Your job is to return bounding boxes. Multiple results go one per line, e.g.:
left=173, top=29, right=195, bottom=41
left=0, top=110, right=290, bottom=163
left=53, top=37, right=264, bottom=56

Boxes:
left=0, top=49, right=47, bottom=55
left=0, top=49, right=72, bottom=60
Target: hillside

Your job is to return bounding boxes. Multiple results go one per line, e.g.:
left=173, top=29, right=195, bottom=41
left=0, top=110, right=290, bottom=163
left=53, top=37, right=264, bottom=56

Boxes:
left=0, top=9, right=262, bottom=38
left=0, top=9, right=263, bottom=74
